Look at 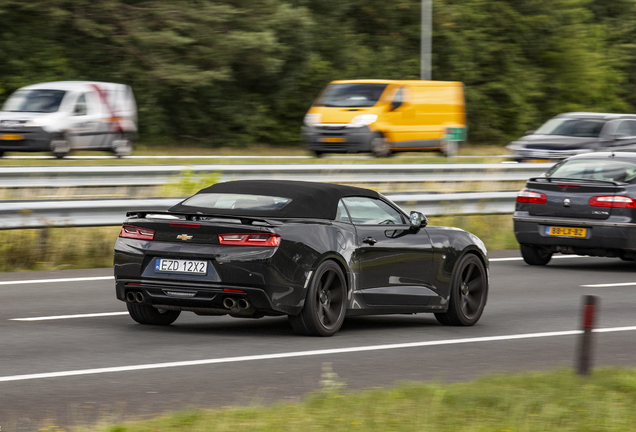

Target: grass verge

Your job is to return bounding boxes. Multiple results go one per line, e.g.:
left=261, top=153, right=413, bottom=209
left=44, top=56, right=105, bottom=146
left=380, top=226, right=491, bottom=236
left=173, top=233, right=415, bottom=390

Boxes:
left=0, top=215, right=517, bottom=273
left=74, top=367, right=636, bottom=432
left=0, top=143, right=511, bottom=166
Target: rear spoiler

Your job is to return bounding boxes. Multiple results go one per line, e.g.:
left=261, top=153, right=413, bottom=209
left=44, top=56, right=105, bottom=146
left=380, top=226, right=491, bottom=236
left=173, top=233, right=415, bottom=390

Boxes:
left=529, top=177, right=624, bottom=186
left=124, top=210, right=332, bottom=226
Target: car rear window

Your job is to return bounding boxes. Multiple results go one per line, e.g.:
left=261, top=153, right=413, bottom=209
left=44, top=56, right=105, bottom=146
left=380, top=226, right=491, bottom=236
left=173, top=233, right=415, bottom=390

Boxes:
left=180, top=193, right=291, bottom=211
left=547, top=159, right=636, bottom=182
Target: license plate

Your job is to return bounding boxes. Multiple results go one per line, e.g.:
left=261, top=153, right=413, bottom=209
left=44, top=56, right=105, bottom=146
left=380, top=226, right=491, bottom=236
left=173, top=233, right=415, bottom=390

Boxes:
left=545, top=226, right=587, bottom=237
left=319, top=137, right=346, bottom=143
left=1, top=134, right=24, bottom=140
left=155, top=258, right=208, bottom=274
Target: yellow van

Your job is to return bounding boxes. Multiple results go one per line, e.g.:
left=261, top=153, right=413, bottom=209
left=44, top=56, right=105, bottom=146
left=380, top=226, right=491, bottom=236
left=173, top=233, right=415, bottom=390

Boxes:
left=301, top=79, right=466, bottom=157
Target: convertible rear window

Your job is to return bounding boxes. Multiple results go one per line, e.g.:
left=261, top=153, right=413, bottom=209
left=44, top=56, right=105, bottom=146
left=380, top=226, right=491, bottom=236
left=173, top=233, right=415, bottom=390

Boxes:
left=546, top=159, right=636, bottom=182
left=180, top=193, right=291, bottom=211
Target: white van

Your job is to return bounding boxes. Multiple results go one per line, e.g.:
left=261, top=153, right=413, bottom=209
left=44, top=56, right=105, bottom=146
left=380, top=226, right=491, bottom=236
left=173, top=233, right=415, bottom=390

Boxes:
left=0, top=81, right=137, bottom=158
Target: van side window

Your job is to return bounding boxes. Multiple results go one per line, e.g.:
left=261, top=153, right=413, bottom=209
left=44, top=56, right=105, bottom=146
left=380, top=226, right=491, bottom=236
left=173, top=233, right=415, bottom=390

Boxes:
left=391, top=87, right=404, bottom=110
left=74, top=94, right=87, bottom=116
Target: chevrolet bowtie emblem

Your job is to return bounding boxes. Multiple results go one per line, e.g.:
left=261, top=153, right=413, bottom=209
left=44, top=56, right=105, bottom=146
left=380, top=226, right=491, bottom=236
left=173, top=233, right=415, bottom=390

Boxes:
left=177, top=234, right=193, bottom=241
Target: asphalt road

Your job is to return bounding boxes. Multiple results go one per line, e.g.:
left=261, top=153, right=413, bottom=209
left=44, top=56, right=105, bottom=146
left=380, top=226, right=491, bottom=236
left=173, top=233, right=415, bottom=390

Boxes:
left=1, top=251, right=635, bottom=431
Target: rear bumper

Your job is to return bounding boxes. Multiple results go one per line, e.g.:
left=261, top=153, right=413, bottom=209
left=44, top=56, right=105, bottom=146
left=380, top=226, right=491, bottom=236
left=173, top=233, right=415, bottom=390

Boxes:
left=0, top=127, right=52, bottom=152
left=513, top=214, right=636, bottom=255
left=115, top=278, right=287, bottom=316
left=302, top=125, right=375, bottom=153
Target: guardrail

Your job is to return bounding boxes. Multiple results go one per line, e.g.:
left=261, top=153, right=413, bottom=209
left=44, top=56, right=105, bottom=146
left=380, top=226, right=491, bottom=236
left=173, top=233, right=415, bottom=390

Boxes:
left=0, top=192, right=518, bottom=230
left=0, top=163, right=551, bottom=189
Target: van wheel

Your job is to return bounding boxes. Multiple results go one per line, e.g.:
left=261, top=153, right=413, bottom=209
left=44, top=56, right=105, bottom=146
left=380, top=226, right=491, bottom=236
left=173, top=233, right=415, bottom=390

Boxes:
left=314, top=150, right=324, bottom=157
left=112, top=135, right=133, bottom=158
left=371, top=135, right=391, bottom=157
left=50, top=134, right=71, bottom=159
left=440, top=141, right=459, bottom=157
left=0, top=151, right=4, bottom=158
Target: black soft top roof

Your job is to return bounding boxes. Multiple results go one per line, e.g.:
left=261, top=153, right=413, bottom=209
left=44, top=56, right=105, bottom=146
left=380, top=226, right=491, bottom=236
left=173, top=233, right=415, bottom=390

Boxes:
left=169, top=180, right=380, bottom=219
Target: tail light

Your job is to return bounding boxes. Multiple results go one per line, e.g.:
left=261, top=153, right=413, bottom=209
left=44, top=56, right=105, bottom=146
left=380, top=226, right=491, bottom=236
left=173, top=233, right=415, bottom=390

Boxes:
left=517, top=189, right=547, bottom=204
left=589, top=196, right=636, bottom=208
left=218, top=233, right=281, bottom=247
left=120, top=225, right=155, bottom=240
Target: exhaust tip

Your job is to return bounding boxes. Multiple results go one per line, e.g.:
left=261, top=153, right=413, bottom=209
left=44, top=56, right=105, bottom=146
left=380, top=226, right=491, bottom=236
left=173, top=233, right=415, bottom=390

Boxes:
left=134, top=291, right=145, bottom=303
left=237, top=299, right=250, bottom=310
left=126, top=292, right=136, bottom=302
left=223, top=297, right=236, bottom=309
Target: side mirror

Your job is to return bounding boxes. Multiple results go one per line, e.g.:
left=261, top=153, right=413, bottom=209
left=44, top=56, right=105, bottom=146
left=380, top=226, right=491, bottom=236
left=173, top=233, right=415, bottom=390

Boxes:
left=524, top=130, right=535, bottom=136
left=409, top=211, right=428, bottom=230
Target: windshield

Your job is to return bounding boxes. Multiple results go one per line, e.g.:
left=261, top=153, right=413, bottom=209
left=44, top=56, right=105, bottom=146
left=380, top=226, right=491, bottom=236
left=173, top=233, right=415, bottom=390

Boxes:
left=2, top=89, right=66, bottom=113
left=181, top=193, right=291, bottom=211
left=534, top=118, right=606, bottom=138
left=547, top=159, right=636, bottom=182
left=314, top=83, right=388, bottom=108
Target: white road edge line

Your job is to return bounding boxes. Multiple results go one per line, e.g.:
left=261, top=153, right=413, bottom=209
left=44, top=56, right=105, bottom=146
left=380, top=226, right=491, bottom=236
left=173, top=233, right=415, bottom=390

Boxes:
left=581, top=282, right=636, bottom=288
left=1, top=326, right=635, bottom=383
left=10, top=312, right=128, bottom=321
left=0, top=276, right=113, bottom=286
left=490, top=255, right=592, bottom=262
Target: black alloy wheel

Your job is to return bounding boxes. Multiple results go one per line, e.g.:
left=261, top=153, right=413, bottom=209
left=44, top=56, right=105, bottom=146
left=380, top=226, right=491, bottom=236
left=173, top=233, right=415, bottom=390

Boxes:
left=127, top=302, right=181, bottom=326
left=435, top=254, right=488, bottom=326
left=520, top=244, right=553, bottom=266
left=289, top=260, right=347, bottom=336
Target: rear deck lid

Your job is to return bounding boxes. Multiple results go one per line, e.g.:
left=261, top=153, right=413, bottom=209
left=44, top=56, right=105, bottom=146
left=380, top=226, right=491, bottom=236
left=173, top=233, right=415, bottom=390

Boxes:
left=523, top=178, right=624, bottom=219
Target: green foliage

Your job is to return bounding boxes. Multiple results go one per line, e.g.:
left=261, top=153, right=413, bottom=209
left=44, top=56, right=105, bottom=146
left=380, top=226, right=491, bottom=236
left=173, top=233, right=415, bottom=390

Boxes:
left=0, top=0, right=634, bottom=146
left=75, top=368, right=636, bottom=431
left=160, top=170, right=220, bottom=197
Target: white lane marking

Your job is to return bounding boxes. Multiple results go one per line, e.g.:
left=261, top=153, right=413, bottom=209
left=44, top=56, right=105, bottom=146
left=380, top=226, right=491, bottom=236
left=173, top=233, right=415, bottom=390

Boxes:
left=490, top=255, right=586, bottom=262
left=581, top=282, right=636, bottom=288
left=10, top=312, right=128, bottom=321
left=0, top=276, right=113, bottom=286
left=1, top=326, right=635, bottom=383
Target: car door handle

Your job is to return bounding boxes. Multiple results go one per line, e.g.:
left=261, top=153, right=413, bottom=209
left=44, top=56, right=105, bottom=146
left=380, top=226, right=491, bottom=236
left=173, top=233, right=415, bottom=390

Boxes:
left=363, top=237, right=377, bottom=245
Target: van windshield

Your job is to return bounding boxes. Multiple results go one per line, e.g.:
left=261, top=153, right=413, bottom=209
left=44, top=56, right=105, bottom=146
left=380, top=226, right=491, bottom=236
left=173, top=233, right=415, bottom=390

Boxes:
left=314, top=84, right=388, bottom=108
left=535, top=118, right=606, bottom=138
left=2, top=90, right=66, bottom=113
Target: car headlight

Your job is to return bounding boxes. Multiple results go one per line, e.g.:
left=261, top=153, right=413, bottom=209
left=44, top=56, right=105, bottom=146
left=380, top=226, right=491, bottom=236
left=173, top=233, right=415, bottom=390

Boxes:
left=304, top=113, right=322, bottom=127
left=348, top=114, right=378, bottom=127
left=25, top=117, right=51, bottom=127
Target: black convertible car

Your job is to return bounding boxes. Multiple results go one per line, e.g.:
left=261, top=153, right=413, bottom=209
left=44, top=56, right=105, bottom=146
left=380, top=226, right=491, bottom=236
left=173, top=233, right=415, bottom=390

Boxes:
left=514, top=152, right=636, bottom=265
left=114, top=180, right=489, bottom=336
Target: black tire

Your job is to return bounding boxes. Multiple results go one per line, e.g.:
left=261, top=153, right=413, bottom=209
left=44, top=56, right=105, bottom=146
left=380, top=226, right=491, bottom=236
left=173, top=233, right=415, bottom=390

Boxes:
left=126, top=302, right=181, bottom=326
left=435, top=254, right=488, bottom=326
left=314, top=150, right=324, bottom=157
left=0, top=151, right=4, bottom=158
left=371, top=134, right=392, bottom=157
left=50, top=133, right=70, bottom=159
left=520, top=244, right=553, bottom=266
left=112, top=134, right=133, bottom=158
left=288, top=260, right=347, bottom=336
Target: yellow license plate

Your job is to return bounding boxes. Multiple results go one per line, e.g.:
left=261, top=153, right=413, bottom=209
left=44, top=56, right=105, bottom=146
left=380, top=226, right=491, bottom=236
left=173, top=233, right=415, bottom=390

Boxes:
left=1, top=134, right=24, bottom=140
left=319, top=137, right=346, bottom=143
left=546, top=226, right=587, bottom=237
